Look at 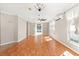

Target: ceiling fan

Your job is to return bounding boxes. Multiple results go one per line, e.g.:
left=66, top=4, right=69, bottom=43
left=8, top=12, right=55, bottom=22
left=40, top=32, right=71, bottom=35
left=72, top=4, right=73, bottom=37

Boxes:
left=34, top=3, right=45, bottom=12
left=28, top=3, right=47, bottom=22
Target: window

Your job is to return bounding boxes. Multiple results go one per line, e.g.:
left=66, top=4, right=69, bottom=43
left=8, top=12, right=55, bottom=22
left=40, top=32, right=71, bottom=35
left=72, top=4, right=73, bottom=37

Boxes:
left=35, top=23, right=42, bottom=35
left=37, top=24, right=42, bottom=32
left=70, top=19, right=76, bottom=32
left=66, top=5, right=79, bottom=44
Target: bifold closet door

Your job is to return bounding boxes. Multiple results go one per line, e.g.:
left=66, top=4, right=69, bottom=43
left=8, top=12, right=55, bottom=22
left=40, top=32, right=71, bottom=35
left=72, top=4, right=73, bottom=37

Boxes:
left=18, top=17, right=27, bottom=41
left=28, top=22, right=35, bottom=36
left=1, top=14, right=18, bottom=44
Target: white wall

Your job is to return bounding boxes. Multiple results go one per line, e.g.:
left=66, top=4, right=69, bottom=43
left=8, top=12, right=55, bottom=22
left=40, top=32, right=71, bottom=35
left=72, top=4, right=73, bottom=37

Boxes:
left=0, top=13, right=18, bottom=45
left=0, top=13, right=1, bottom=44
left=18, top=17, right=27, bottom=42
left=55, top=15, right=67, bottom=42
left=43, top=22, right=49, bottom=36
left=49, top=21, right=56, bottom=39
left=49, top=15, right=67, bottom=40
left=50, top=13, right=79, bottom=54
left=28, top=22, right=35, bottom=36
left=0, top=12, right=27, bottom=45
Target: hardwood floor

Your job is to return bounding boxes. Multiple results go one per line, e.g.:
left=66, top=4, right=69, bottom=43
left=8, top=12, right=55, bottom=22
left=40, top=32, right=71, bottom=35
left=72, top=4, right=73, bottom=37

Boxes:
left=0, top=35, right=79, bottom=56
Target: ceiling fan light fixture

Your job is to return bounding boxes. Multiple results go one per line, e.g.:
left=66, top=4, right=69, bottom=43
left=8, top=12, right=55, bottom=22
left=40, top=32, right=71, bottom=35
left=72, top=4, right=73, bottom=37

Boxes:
left=34, top=3, right=45, bottom=12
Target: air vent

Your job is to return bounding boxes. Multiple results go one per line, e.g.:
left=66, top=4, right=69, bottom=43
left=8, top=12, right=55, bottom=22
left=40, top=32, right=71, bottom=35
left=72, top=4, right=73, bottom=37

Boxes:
left=56, top=18, right=61, bottom=21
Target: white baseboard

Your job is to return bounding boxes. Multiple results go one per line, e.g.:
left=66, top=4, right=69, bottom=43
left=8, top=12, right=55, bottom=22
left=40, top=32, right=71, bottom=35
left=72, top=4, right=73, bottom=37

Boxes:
left=0, top=41, right=16, bottom=46
left=53, top=38, right=79, bottom=54
left=0, top=37, right=26, bottom=46
left=17, top=38, right=24, bottom=42
left=17, top=37, right=26, bottom=42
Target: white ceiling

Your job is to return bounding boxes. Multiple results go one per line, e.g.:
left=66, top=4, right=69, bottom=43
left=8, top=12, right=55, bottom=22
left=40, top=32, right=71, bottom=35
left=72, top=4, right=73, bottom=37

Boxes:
left=0, top=3, right=77, bottom=22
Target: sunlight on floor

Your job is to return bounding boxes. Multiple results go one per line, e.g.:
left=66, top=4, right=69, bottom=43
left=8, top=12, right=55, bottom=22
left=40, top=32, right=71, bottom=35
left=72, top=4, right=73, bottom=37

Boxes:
left=61, top=51, right=74, bottom=56
left=44, top=36, right=52, bottom=41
